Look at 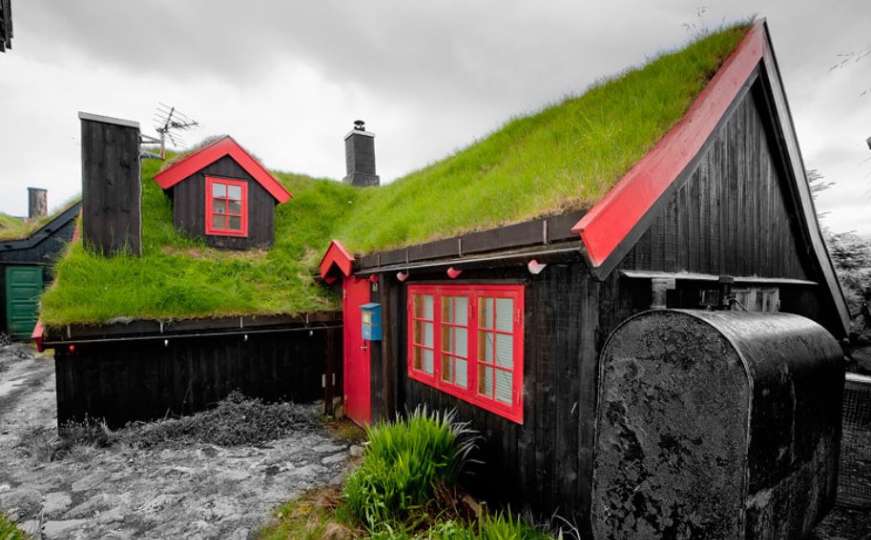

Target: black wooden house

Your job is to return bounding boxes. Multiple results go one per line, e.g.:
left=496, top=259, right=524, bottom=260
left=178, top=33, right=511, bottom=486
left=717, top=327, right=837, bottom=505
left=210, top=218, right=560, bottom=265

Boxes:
left=0, top=191, right=79, bottom=339
left=154, top=136, right=292, bottom=249
left=319, top=21, right=849, bottom=538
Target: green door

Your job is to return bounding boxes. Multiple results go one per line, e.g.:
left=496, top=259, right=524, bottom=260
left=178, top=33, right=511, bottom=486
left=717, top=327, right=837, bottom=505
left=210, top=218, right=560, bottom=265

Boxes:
left=5, top=266, right=43, bottom=339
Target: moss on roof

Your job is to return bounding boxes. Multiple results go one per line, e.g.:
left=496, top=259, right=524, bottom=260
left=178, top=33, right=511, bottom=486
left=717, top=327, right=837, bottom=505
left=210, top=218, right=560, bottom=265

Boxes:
left=40, top=24, right=748, bottom=326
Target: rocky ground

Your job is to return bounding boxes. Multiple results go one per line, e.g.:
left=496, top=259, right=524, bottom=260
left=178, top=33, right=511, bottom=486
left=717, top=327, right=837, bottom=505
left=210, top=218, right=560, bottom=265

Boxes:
left=0, top=342, right=356, bottom=539
left=0, top=341, right=869, bottom=539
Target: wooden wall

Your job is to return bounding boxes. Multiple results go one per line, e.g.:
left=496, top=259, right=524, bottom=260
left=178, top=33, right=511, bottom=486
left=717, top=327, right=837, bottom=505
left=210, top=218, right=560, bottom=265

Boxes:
left=621, top=86, right=810, bottom=282
left=367, top=80, right=838, bottom=533
left=171, top=156, right=275, bottom=249
left=55, top=326, right=339, bottom=428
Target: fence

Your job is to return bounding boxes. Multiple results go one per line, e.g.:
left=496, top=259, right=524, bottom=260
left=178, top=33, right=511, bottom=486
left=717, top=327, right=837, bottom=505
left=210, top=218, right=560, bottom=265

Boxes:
left=838, top=372, right=871, bottom=508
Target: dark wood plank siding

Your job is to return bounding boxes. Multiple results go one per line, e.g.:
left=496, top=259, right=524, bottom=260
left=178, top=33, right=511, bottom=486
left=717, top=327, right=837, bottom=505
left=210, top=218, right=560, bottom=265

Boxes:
left=81, top=118, right=141, bottom=255
left=372, top=82, right=840, bottom=533
left=55, top=327, right=330, bottom=428
left=621, top=90, right=810, bottom=281
left=171, top=156, right=275, bottom=249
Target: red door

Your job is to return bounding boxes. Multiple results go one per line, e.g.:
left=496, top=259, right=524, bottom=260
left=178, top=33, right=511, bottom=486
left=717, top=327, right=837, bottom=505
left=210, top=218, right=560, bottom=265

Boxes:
left=343, top=276, right=371, bottom=426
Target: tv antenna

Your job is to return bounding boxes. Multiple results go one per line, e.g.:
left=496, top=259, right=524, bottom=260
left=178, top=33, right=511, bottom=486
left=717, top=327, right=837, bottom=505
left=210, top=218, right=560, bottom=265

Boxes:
left=141, top=103, right=199, bottom=159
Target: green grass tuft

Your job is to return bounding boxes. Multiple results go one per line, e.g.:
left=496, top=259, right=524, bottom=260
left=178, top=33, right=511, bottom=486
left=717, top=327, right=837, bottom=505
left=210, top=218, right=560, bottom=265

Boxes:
left=0, top=197, right=80, bottom=241
left=0, top=513, right=29, bottom=540
left=344, top=407, right=477, bottom=530
left=42, top=24, right=748, bottom=325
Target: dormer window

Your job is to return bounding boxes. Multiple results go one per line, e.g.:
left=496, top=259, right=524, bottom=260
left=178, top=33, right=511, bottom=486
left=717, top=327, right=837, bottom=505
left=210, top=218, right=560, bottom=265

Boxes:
left=153, top=136, right=292, bottom=249
left=205, top=176, right=248, bottom=237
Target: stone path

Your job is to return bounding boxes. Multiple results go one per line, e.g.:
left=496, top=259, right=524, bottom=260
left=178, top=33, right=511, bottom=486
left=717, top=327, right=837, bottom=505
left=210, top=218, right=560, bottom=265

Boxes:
left=0, top=343, right=353, bottom=539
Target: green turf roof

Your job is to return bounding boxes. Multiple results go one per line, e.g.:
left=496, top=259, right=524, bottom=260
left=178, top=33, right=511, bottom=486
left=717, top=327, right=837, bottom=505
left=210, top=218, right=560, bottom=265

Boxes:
left=40, top=24, right=748, bottom=326
left=0, top=198, right=80, bottom=242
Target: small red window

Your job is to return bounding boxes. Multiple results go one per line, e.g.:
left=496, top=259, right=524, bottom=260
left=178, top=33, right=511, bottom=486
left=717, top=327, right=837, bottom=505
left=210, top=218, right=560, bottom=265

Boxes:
left=205, top=176, right=248, bottom=237
left=407, top=284, right=524, bottom=424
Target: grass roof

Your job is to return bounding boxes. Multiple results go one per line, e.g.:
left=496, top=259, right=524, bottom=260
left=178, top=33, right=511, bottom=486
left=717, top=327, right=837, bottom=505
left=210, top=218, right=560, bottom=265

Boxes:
left=40, top=24, right=748, bottom=326
left=0, top=198, right=80, bottom=242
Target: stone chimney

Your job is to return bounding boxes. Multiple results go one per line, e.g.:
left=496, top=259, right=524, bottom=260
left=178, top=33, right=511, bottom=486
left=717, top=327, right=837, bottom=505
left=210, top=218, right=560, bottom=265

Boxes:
left=27, top=187, right=47, bottom=219
left=79, top=112, right=142, bottom=256
left=343, top=120, right=379, bottom=187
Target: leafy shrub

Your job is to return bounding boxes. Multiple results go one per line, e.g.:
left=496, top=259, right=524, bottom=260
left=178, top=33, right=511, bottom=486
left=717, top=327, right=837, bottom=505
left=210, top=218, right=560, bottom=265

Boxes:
left=344, top=407, right=477, bottom=529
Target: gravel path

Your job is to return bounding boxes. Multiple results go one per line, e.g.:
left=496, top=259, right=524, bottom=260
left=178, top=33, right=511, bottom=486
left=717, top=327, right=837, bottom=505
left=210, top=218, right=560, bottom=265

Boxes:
left=0, top=343, right=353, bottom=539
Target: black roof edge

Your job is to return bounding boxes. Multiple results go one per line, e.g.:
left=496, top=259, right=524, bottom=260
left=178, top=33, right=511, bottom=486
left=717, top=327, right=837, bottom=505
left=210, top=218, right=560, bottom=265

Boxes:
left=353, top=208, right=587, bottom=272
left=0, top=202, right=82, bottom=252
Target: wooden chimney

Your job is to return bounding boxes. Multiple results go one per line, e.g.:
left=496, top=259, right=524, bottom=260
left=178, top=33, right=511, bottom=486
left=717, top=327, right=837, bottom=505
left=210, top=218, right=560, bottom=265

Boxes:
left=79, top=112, right=141, bottom=256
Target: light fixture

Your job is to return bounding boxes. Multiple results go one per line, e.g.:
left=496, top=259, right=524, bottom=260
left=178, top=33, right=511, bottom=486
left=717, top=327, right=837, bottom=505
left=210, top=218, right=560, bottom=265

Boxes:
left=527, top=259, right=547, bottom=275
left=447, top=267, right=462, bottom=279
left=396, top=271, right=409, bottom=282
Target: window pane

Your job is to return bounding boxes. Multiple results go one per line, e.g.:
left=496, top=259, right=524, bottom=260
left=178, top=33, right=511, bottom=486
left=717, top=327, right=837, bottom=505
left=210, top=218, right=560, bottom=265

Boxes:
left=495, top=333, right=513, bottom=368
left=422, top=349, right=434, bottom=374
left=454, top=328, right=467, bottom=357
left=442, top=327, right=467, bottom=357
left=455, top=359, right=468, bottom=389
left=211, top=215, right=225, bottom=229
left=442, top=325, right=453, bottom=353
left=229, top=216, right=241, bottom=230
left=478, top=331, right=494, bottom=362
left=414, top=321, right=421, bottom=344
left=228, top=200, right=242, bottom=215
left=442, top=297, right=453, bottom=323
left=415, top=295, right=434, bottom=320
left=413, top=347, right=422, bottom=370
left=214, top=202, right=226, bottom=215
left=227, top=185, right=242, bottom=200
left=454, top=297, right=468, bottom=325
left=441, top=354, right=452, bottom=382
left=423, top=322, right=433, bottom=347
left=479, top=298, right=494, bottom=329
left=496, top=298, right=514, bottom=331
left=495, top=370, right=513, bottom=404
left=478, top=365, right=494, bottom=397
left=212, top=183, right=226, bottom=198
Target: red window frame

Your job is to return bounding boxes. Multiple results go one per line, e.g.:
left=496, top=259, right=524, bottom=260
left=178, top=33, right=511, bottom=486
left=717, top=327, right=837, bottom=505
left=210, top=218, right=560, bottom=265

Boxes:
left=205, top=176, right=249, bottom=237
left=407, top=283, right=524, bottom=424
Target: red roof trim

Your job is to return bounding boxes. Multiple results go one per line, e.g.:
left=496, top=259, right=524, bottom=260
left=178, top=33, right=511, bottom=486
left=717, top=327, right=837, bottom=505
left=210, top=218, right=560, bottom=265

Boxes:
left=319, top=240, right=355, bottom=284
left=32, top=320, right=45, bottom=352
left=153, top=136, right=292, bottom=204
left=571, top=22, right=764, bottom=268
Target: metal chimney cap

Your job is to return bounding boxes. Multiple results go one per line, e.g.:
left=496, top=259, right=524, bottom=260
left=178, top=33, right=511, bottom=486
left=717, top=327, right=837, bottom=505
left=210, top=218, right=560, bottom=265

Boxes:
left=354, top=120, right=366, bottom=131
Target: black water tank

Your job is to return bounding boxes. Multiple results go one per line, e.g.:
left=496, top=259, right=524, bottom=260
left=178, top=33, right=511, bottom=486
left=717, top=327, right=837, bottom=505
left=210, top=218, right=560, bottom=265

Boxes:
left=592, top=310, right=843, bottom=540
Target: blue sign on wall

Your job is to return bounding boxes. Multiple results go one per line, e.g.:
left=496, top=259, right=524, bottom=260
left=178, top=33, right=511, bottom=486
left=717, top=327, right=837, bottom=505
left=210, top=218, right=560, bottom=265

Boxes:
left=361, top=302, right=382, bottom=341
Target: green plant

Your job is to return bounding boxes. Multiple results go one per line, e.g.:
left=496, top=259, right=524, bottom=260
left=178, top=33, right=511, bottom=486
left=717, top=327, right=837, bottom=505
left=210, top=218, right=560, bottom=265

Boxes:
left=0, top=513, right=29, bottom=540
left=344, top=407, right=478, bottom=530
left=476, top=511, right=551, bottom=540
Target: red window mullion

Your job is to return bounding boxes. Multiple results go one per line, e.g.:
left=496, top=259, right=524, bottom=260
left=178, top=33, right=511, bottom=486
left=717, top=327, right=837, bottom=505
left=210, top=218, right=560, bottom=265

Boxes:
left=406, top=283, right=523, bottom=424
left=205, top=176, right=249, bottom=238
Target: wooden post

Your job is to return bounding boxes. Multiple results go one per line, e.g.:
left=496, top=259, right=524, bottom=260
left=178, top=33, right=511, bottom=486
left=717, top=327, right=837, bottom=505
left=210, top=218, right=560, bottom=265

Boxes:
left=79, top=112, right=142, bottom=256
left=379, top=274, right=397, bottom=420
left=324, top=325, right=338, bottom=416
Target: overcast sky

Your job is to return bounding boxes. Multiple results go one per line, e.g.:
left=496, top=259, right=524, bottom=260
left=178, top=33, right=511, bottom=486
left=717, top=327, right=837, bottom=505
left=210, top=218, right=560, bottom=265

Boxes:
left=0, top=1, right=869, bottom=235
